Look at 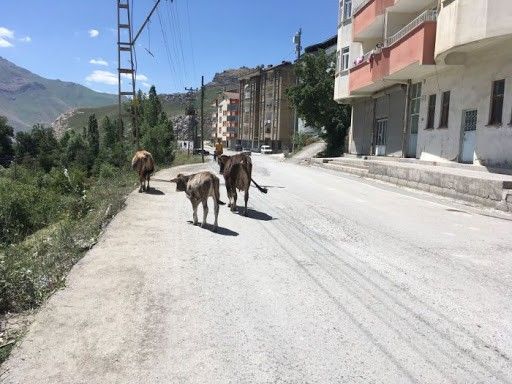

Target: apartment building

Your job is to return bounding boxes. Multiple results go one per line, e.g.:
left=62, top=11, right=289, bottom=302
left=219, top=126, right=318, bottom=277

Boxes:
left=211, top=91, right=239, bottom=148
left=239, top=62, right=296, bottom=152
left=335, top=0, right=512, bottom=167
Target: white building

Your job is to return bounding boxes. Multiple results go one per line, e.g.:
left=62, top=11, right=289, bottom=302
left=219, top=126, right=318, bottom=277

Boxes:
left=211, top=91, right=239, bottom=148
left=335, top=0, right=512, bottom=167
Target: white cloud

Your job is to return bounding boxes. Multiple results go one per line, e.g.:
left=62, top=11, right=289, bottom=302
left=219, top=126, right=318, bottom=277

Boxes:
left=0, top=27, right=14, bottom=39
left=85, top=70, right=117, bottom=85
left=89, top=58, right=108, bottom=66
left=88, top=29, right=99, bottom=38
left=142, top=82, right=151, bottom=88
left=0, top=27, right=14, bottom=48
left=0, top=38, right=13, bottom=48
left=19, top=36, right=31, bottom=43
left=121, top=73, right=148, bottom=82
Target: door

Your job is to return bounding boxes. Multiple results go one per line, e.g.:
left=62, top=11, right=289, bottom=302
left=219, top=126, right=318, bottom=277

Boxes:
left=375, top=119, right=388, bottom=156
left=460, top=110, right=477, bottom=163
left=407, top=83, right=421, bottom=157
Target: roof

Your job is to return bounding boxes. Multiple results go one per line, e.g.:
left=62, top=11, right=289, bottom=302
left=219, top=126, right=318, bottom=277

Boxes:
left=304, top=35, right=338, bottom=54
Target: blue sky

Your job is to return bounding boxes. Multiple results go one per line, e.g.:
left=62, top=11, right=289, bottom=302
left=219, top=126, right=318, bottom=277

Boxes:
left=1, top=0, right=337, bottom=94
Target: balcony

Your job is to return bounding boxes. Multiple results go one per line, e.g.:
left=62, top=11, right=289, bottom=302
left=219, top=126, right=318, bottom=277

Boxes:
left=353, top=0, right=395, bottom=40
left=435, top=0, right=512, bottom=63
left=349, top=10, right=437, bottom=95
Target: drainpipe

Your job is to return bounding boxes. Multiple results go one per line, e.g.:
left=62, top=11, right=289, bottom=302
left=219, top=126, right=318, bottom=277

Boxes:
left=401, top=80, right=412, bottom=158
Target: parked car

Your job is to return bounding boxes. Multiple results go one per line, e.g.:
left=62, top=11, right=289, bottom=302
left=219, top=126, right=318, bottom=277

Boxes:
left=193, top=148, right=210, bottom=156
left=260, top=145, right=272, bottom=154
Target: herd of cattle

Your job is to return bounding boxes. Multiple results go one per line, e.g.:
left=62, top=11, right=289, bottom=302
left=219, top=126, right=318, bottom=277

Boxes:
left=131, top=150, right=268, bottom=232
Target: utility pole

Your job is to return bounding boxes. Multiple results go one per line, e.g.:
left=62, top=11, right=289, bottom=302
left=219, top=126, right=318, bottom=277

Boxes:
left=117, top=0, right=163, bottom=148
left=185, top=86, right=198, bottom=151
left=200, top=76, right=205, bottom=163
left=292, top=28, right=302, bottom=153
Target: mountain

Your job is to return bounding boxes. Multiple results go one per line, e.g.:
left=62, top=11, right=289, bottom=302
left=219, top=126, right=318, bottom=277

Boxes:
left=52, top=67, right=256, bottom=136
left=0, top=57, right=118, bottom=131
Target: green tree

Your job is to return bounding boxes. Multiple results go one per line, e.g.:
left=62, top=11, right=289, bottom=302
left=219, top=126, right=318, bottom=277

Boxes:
left=87, top=114, right=100, bottom=157
left=14, top=125, right=60, bottom=171
left=286, top=50, right=351, bottom=156
left=141, top=111, right=175, bottom=164
left=101, top=116, right=117, bottom=150
left=0, top=116, right=15, bottom=166
left=63, top=131, right=88, bottom=168
left=144, top=85, right=161, bottom=128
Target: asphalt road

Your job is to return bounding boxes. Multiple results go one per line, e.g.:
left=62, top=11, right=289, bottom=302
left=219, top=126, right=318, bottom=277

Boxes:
left=2, top=154, right=512, bottom=384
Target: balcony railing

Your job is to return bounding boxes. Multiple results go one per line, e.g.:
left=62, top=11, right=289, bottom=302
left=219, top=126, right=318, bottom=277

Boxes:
left=385, top=9, right=437, bottom=46
left=353, top=0, right=373, bottom=16
left=352, top=9, right=437, bottom=68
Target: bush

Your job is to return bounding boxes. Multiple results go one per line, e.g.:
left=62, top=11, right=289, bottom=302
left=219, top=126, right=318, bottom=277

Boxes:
left=0, top=179, right=62, bottom=245
left=99, top=163, right=117, bottom=180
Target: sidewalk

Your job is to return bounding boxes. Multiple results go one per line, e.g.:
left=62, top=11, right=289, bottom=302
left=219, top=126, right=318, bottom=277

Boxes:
left=306, top=156, right=512, bottom=212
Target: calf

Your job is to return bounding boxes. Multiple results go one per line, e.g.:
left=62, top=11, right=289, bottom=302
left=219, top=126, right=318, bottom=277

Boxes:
left=217, top=153, right=267, bottom=216
left=171, top=171, right=225, bottom=232
left=131, top=150, right=155, bottom=193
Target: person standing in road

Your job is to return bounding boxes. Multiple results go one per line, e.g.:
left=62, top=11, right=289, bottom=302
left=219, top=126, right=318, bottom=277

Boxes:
left=214, top=138, right=223, bottom=161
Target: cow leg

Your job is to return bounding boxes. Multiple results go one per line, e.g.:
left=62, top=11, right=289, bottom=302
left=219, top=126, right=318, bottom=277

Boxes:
left=139, top=175, right=144, bottom=193
left=232, top=190, right=237, bottom=212
left=146, top=173, right=150, bottom=191
left=213, top=197, right=219, bottom=232
left=244, top=188, right=249, bottom=216
left=191, top=200, right=199, bottom=225
left=201, top=200, right=208, bottom=228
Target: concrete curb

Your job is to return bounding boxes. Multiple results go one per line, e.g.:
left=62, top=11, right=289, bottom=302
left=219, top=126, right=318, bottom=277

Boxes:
left=306, top=157, right=512, bottom=213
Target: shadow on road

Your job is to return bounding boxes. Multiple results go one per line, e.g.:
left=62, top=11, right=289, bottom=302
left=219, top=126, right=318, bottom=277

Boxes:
left=145, top=187, right=165, bottom=195
left=234, top=208, right=275, bottom=221
left=186, top=221, right=239, bottom=236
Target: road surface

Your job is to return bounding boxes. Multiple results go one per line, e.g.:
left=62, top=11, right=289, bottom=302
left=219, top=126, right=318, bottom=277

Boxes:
left=2, top=154, right=512, bottom=383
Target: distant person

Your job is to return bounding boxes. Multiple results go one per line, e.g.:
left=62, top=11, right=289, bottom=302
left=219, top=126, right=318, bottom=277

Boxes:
left=214, top=138, right=223, bottom=161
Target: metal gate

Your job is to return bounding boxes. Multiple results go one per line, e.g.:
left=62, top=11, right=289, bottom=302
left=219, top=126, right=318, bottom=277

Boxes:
left=375, top=119, right=388, bottom=156
left=460, top=110, right=477, bottom=163
left=407, top=83, right=422, bottom=157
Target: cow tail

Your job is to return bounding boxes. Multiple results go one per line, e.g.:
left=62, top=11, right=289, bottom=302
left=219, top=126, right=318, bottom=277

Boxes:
left=215, top=177, right=226, bottom=205
left=251, top=178, right=268, bottom=194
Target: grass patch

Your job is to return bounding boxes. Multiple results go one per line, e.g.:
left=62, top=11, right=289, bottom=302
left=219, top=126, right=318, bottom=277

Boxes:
left=0, top=170, right=137, bottom=365
left=172, top=152, right=205, bottom=167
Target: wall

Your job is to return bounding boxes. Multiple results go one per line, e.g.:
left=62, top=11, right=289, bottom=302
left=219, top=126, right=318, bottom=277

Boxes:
left=435, top=0, right=512, bottom=61
left=385, top=12, right=417, bottom=39
left=349, top=98, right=374, bottom=155
left=375, top=87, right=406, bottom=156
left=417, top=42, right=512, bottom=166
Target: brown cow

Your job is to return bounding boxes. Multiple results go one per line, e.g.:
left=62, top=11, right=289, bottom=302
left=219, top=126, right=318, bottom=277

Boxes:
left=217, top=153, right=267, bottom=216
left=131, top=150, right=155, bottom=193
left=170, top=171, right=225, bottom=232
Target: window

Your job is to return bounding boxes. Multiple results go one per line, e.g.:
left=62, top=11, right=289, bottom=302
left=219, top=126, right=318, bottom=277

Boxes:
left=489, top=79, right=505, bottom=125
left=343, top=0, right=352, bottom=20
left=338, top=0, right=352, bottom=24
left=439, top=91, right=450, bottom=128
left=342, top=47, right=350, bottom=71
left=409, top=83, right=422, bottom=134
left=426, top=94, right=436, bottom=129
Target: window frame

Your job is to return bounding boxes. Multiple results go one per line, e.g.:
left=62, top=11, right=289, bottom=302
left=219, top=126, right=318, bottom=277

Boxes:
left=341, top=47, right=350, bottom=71
left=426, top=94, right=436, bottom=129
left=439, top=90, right=450, bottom=128
left=489, top=79, right=505, bottom=126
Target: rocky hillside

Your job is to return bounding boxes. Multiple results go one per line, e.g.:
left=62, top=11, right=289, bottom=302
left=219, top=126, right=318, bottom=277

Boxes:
left=0, top=57, right=118, bottom=131
left=207, top=67, right=255, bottom=89
left=51, top=67, right=255, bottom=136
